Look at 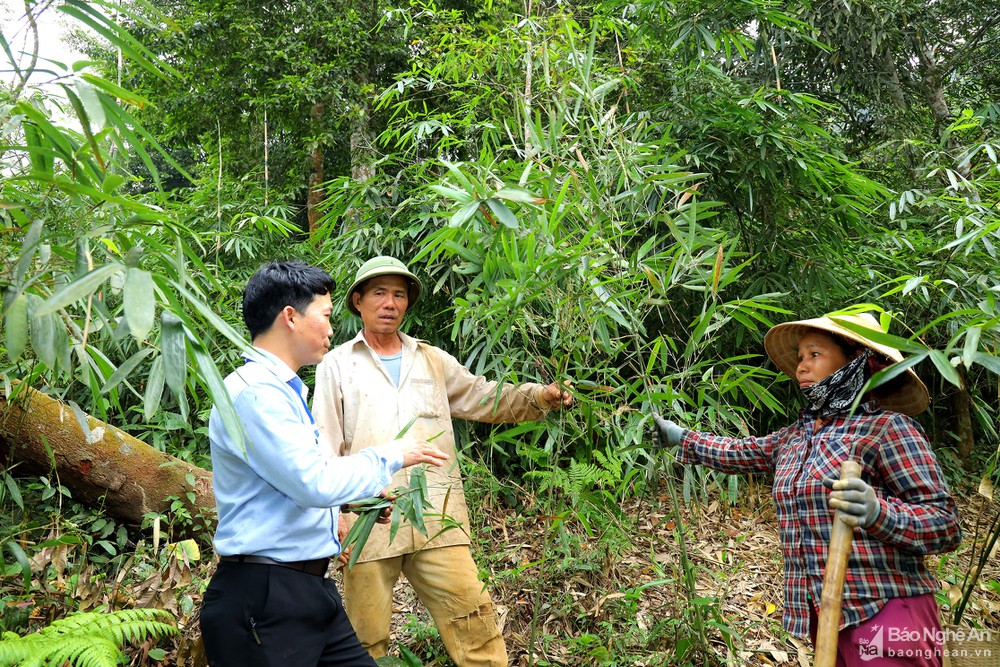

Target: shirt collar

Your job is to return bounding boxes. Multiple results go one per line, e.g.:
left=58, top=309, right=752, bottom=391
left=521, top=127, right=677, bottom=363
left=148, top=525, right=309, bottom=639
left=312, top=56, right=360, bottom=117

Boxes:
left=243, top=346, right=298, bottom=384
left=350, top=329, right=421, bottom=354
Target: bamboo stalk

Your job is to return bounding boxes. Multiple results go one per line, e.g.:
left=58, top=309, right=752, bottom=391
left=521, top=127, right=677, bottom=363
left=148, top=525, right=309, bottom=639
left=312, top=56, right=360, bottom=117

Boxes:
left=815, top=460, right=862, bottom=667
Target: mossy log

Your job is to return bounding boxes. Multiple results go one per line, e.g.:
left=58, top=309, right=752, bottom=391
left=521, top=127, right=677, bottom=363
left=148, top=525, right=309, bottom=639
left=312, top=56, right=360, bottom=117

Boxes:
left=0, top=383, right=215, bottom=529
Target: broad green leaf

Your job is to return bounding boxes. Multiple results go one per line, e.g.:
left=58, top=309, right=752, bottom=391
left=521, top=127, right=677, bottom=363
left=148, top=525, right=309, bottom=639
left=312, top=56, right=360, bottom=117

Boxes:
left=485, top=198, right=519, bottom=229
left=449, top=200, right=482, bottom=228
left=3, top=292, right=28, bottom=361
left=192, top=338, right=244, bottom=452
left=75, top=237, right=93, bottom=277
left=28, top=294, right=59, bottom=368
left=37, top=534, right=84, bottom=548
left=3, top=473, right=24, bottom=510
left=972, top=352, right=1000, bottom=375
left=75, top=79, right=107, bottom=130
left=34, top=263, right=122, bottom=317
left=13, top=218, right=44, bottom=286
left=4, top=541, right=32, bottom=591
left=160, top=312, right=186, bottom=396
left=165, top=539, right=201, bottom=562
left=927, top=350, right=962, bottom=388
left=495, top=187, right=540, bottom=203
left=124, top=268, right=156, bottom=341
left=962, top=327, right=981, bottom=370
left=427, top=184, right=474, bottom=204
left=100, top=347, right=154, bottom=394
left=144, top=356, right=165, bottom=422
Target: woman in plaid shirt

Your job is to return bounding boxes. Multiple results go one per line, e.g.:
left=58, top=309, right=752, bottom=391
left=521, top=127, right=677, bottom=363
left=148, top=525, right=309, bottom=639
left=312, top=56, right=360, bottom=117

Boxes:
left=655, top=313, right=961, bottom=666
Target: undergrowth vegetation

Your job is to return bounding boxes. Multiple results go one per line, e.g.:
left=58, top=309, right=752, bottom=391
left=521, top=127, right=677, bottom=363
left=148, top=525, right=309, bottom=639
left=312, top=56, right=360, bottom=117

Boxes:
left=3, top=0, right=1000, bottom=665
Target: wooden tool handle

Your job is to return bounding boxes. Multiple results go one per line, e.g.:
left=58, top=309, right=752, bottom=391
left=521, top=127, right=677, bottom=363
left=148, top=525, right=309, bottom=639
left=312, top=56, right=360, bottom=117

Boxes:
left=814, top=460, right=862, bottom=667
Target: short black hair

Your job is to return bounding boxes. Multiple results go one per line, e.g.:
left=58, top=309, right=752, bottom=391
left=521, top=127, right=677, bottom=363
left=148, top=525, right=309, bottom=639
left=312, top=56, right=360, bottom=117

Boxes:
left=242, top=261, right=335, bottom=339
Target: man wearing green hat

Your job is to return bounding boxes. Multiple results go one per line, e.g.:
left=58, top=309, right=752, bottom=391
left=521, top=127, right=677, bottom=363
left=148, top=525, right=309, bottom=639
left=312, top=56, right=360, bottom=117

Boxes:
left=313, top=256, right=572, bottom=666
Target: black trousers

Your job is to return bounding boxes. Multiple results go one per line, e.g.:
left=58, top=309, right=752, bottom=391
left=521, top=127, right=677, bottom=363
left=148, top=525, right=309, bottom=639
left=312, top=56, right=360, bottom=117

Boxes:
left=200, top=561, right=377, bottom=667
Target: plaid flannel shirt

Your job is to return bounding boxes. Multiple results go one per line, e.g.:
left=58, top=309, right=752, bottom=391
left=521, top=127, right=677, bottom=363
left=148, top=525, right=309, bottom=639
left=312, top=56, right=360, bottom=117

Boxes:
left=679, top=402, right=961, bottom=638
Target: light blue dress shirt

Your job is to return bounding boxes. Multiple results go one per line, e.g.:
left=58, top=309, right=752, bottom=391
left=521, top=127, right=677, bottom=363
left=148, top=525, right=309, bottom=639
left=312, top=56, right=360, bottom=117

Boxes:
left=208, top=348, right=403, bottom=561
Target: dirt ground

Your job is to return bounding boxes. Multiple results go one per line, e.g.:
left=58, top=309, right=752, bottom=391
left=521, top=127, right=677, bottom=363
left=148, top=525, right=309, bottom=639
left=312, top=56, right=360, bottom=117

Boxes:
left=356, top=482, right=1000, bottom=666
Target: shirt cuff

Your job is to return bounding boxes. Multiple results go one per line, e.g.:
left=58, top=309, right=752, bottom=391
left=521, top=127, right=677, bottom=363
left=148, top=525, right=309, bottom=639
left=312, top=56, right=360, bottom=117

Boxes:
left=676, top=431, right=697, bottom=463
left=370, top=441, right=406, bottom=477
left=864, top=498, right=895, bottom=539
left=528, top=385, right=553, bottom=412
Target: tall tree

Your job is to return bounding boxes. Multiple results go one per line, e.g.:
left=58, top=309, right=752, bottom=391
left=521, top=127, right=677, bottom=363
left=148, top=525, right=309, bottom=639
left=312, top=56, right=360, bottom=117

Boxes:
left=98, top=0, right=408, bottom=230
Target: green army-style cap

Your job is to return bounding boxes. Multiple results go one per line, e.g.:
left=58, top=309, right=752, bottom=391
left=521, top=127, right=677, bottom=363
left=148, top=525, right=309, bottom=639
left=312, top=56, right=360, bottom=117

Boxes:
left=345, top=256, right=423, bottom=316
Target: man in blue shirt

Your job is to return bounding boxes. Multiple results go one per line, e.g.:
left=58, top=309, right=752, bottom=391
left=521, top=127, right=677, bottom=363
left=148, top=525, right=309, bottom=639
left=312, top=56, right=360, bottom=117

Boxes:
left=200, top=261, right=449, bottom=667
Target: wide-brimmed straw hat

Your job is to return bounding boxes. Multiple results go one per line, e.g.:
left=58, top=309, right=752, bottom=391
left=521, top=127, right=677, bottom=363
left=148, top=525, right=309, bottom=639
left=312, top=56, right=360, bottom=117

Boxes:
left=345, top=256, right=423, bottom=316
left=763, top=312, right=929, bottom=415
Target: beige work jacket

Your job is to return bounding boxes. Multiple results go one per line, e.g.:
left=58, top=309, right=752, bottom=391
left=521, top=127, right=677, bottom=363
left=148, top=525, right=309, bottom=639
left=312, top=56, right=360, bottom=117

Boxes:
left=313, top=330, right=551, bottom=562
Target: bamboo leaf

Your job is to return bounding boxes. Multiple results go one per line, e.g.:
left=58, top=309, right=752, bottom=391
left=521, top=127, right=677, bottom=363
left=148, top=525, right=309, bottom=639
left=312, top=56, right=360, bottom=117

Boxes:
left=59, top=84, right=105, bottom=171
left=345, top=510, right=379, bottom=569
left=143, top=356, right=165, bottom=422
left=191, top=337, right=245, bottom=452
left=3, top=473, right=24, bottom=510
left=3, top=292, right=29, bottom=361
left=449, top=200, right=482, bottom=228
left=927, top=349, right=962, bottom=388
left=427, top=184, right=474, bottom=204
left=28, top=294, right=59, bottom=368
left=485, top=198, right=519, bottom=229
left=79, top=72, right=151, bottom=108
left=13, top=218, right=44, bottom=286
left=389, top=499, right=404, bottom=542
left=100, top=348, right=154, bottom=394
left=34, top=264, right=122, bottom=317
left=160, top=312, right=186, bottom=396
left=4, top=541, right=32, bottom=591
left=961, top=327, right=981, bottom=370
left=123, top=268, right=156, bottom=342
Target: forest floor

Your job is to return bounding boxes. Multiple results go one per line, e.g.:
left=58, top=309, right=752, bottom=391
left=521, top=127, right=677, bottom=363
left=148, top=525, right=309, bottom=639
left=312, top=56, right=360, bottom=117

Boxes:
left=358, top=479, right=1000, bottom=666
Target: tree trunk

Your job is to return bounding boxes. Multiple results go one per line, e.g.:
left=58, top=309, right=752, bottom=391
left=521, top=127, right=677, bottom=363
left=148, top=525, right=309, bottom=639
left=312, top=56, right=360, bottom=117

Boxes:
left=952, top=366, right=975, bottom=464
left=914, top=40, right=952, bottom=133
left=307, top=101, right=326, bottom=234
left=350, top=123, right=373, bottom=183
left=0, top=384, right=215, bottom=531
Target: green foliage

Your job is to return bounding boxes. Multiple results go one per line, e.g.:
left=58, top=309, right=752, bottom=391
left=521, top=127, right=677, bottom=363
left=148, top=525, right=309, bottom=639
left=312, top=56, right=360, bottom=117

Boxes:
left=342, top=465, right=454, bottom=569
left=376, top=651, right=424, bottom=667
left=4, top=0, right=1000, bottom=662
left=0, top=608, right=177, bottom=667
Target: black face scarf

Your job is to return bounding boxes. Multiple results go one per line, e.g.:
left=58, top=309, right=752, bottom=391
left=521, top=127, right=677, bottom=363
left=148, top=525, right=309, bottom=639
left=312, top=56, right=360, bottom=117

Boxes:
left=800, top=350, right=871, bottom=418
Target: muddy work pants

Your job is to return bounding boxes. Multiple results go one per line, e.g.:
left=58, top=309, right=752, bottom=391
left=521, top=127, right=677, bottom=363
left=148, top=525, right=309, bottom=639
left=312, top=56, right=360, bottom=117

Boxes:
left=342, top=545, right=506, bottom=667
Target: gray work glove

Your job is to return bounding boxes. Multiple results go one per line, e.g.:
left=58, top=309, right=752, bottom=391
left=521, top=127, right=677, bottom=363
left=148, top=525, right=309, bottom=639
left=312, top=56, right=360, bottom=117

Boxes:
left=824, top=476, right=881, bottom=528
left=652, top=413, right=686, bottom=448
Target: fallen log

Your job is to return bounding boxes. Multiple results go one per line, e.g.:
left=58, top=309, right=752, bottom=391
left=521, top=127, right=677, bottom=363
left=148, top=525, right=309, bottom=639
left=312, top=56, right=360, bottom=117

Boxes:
left=0, top=383, right=215, bottom=533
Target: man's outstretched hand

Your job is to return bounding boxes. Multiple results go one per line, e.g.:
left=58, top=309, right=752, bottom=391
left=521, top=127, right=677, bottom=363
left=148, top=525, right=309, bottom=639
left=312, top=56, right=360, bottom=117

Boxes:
left=542, top=380, right=574, bottom=409
left=399, top=440, right=449, bottom=468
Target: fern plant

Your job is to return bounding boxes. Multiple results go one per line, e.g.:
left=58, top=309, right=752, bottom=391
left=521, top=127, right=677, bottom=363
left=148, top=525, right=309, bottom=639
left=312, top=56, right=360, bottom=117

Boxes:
left=0, top=608, right=177, bottom=667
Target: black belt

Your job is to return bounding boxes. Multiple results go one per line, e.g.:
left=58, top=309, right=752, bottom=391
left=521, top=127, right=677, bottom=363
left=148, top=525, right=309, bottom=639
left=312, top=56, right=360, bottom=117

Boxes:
left=219, top=555, right=330, bottom=576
